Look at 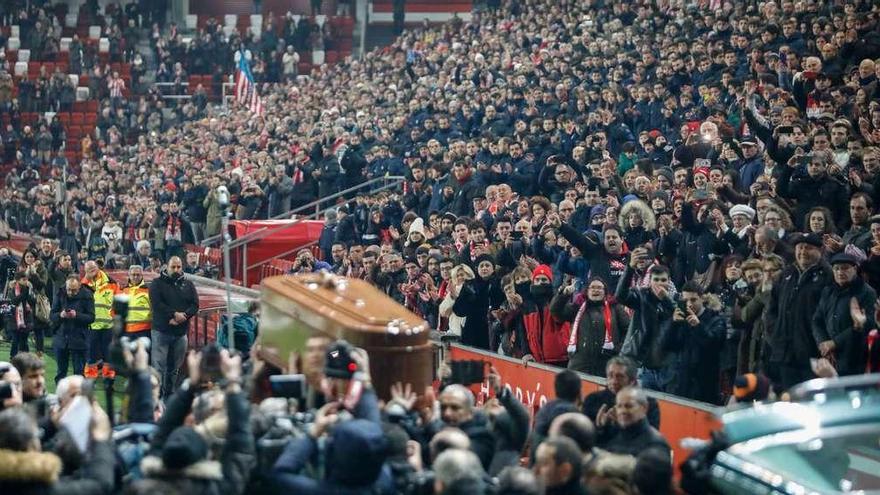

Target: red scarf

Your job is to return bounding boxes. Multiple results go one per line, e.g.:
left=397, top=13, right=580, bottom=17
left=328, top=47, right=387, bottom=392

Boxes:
left=567, top=298, right=614, bottom=355
left=165, top=214, right=181, bottom=242
left=293, top=167, right=304, bottom=184
left=14, top=283, right=30, bottom=330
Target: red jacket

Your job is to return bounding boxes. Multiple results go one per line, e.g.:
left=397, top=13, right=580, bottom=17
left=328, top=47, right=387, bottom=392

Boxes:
left=522, top=304, right=571, bottom=365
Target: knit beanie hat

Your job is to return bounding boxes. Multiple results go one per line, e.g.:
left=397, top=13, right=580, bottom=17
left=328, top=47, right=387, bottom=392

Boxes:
left=162, top=426, right=209, bottom=469
left=532, top=264, right=553, bottom=282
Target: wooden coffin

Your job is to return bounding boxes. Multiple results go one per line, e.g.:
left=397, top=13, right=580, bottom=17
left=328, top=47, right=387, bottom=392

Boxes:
left=260, top=272, right=433, bottom=400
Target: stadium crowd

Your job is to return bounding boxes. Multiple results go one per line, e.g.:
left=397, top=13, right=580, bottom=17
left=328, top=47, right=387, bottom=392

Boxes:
left=0, top=0, right=879, bottom=492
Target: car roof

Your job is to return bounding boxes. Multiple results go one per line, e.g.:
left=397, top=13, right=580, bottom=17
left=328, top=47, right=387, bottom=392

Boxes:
left=720, top=375, right=880, bottom=445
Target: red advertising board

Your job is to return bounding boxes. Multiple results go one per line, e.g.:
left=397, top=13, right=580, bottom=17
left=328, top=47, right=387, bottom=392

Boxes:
left=448, top=344, right=722, bottom=473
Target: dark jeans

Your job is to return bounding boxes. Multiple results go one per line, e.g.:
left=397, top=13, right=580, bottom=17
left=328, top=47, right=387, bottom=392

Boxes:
left=55, top=348, right=86, bottom=383
left=638, top=366, right=673, bottom=393
left=10, top=329, right=29, bottom=358
left=152, top=330, right=187, bottom=399
left=87, top=329, right=113, bottom=363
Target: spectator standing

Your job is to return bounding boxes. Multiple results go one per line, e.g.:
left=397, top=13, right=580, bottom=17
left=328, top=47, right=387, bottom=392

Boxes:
left=122, top=264, right=152, bottom=342
left=812, top=253, right=877, bottom=377
left=50, top=276, right=94, bottom=383
left=149, top=256, right=199, bottom=398
left=81, top=260, right=120, bottom=381
left=4, top=271, right=36, bottom=358
left=767, top=233, right=832, bottom=390
left=595, top=387, right=670, bottom=458
left=552, top=277, right=630, bottom=375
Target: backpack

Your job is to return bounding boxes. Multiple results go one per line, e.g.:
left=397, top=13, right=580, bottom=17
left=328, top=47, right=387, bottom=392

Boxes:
left=218, top=313, right=259, bottom=355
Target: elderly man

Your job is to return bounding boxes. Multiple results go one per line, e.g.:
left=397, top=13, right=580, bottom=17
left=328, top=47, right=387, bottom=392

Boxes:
left=122, top=265, right=152, bottom=342
left=595, top=386, right=670, bottom=457
left=434, top=384, right=494, bottom=470
left=81, top=260, right=120, bottom=380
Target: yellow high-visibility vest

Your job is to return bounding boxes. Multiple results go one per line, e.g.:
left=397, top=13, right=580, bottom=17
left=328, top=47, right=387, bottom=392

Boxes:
left=82, top=271, right=119, bottom=331
left=124, top=282, right=151, bottom=333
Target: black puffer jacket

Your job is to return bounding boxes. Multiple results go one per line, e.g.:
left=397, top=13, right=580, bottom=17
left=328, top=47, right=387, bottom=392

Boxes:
left=811, top=277, right=877, bottom=376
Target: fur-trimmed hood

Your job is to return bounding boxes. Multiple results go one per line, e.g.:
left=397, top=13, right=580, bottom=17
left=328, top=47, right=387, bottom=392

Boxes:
left=702, top=293, right=722, bottom=312
left=141, top=455, right=223, bottom=481
left=619, top=199, right=656, bottom=231
left=0, top=449, right=62, bottom=484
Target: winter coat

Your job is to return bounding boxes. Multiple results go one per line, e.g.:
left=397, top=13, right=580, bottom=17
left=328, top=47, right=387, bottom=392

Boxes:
left=203, top=189, right=224, bottom=238
left=146, top=386, right=255, bottom=495
left=737, top=288, right=774, bottom=374
left=451, top=278, right=497, bottom=350
left=550, top=292, right=630, bottom=376
left=149, top=270, right=199, bottom=336
left=617, top=266, right=675, bottom=370
left=0, top=441, right=115, bottom=495
left=777, top=166, right=850, bottom=230
left=558, top=223, right=628, bottom=289
left=4, top=282, right=36, bottom=332
left=50, top=286, right=95, bottom=351
left=599, top=418, right=670, bottom=458
left=271, top=419, right=393, bottom=494
left=662, top=306, right=726, bottom=404
left=512, top=293, right=571, bottom=365
left=767, top=262, right=833, bottom=368
left=811, top=278, right=877, bottom=376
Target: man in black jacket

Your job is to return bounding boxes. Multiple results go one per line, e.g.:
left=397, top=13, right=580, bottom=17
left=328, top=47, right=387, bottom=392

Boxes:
left=617, top=261, right=676, bottom=392
left=663, top=281, right=725, bottom=404
left=767, top=233, right=832, bottom=391
left=51, top=276, right=95, bottom=384
left=595, top=386, right=670, bottom=458
left=149, top=256, right=199, bottom=399
left=812, top=253, right=878, bottom=377
left=583, top=356, right=660, bottom=431
left=433, top=384, right=495, bottom=471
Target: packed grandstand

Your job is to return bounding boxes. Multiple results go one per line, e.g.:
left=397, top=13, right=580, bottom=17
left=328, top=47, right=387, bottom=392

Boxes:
left=0, top=0, right=879, bottom=493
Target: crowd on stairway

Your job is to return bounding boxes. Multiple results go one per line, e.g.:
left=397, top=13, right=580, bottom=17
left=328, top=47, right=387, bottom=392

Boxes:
left=0, top=0, right=878, bottom=493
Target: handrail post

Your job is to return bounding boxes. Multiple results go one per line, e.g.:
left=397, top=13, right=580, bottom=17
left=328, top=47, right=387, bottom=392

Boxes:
left=242, top=244, right=248, bottom=288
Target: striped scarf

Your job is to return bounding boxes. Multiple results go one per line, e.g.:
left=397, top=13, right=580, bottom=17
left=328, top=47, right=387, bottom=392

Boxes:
left=567, top=298, right=614, bottom=355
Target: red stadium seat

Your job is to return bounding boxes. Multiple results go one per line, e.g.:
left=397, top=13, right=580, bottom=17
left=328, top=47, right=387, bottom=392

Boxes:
left=68, top=125, right=82, bottom=139
left=71, top=112, right=84, bottom=125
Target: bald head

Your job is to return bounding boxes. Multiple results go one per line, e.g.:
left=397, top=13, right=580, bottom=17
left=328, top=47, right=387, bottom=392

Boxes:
left=549, top=412, right=596, bottom=453
left=84, top=260, right=99, bottom=280
left=429, top=427, right=471, bottom=462
left=167, top=256, right=183, bottom=277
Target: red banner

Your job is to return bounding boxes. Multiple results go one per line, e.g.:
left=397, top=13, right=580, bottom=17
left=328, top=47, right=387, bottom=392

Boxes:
left=448, top=345, right=721, bottom=473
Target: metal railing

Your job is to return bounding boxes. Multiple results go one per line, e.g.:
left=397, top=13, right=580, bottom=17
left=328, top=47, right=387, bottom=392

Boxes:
left=201, top=175, right=406, bottom=248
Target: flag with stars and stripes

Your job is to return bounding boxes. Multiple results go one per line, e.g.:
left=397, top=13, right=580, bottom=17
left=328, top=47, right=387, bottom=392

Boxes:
left=234, top=51, right=264, bottom=116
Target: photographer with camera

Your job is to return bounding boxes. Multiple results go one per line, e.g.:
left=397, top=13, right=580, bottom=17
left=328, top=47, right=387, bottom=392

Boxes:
left=0, top=362, right=23, bottom=411
left=271, top=340, right=388, bottom=493
left=0, top=387, right=116, bottom=494
left=131, top=346, right=255, bottom=495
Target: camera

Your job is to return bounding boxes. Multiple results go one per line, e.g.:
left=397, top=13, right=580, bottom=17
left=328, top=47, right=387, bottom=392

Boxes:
left=449, top=360, right=488, bottom=385
left=119, top=335, right=151, bottom=353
